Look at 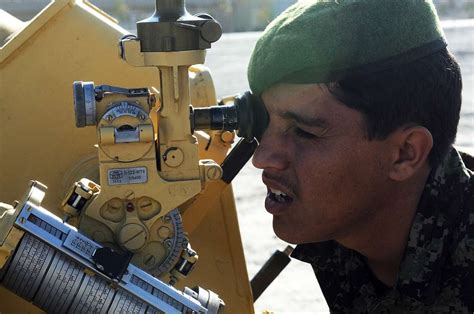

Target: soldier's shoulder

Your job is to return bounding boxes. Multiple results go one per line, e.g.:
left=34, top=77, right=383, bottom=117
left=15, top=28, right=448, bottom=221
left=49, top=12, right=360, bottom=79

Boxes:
left=430, top=147, right=474, bottom=309
left=458, top=146, right=474, bottom=172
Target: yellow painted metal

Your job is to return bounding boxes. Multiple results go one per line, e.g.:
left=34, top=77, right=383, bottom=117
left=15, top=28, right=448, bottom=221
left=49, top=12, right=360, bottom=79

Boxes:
left=0, top=227, right=24, bottom=269
left=0, top=0, right=157, bottom=208
left=180, top=183, right=255, bottom=313
left=0, top=286, right=42, bottom=313
left=0, top=1, right=253, bottom=313
left=121, top=39, right=207, bottom=67
left=0, top=202, right=24, bottom=269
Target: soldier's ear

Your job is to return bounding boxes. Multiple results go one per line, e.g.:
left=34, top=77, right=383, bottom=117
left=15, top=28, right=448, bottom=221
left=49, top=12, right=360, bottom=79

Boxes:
left=388, top=126, right=433, bottom=181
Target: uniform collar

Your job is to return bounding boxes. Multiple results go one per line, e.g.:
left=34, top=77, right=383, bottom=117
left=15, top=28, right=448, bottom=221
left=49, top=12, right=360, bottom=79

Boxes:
left=395, top=148, right=471, bottom=302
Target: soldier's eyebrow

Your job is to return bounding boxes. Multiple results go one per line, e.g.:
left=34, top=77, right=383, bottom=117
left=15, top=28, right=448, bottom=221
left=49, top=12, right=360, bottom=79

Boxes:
left=282, top=111, right=328, bottom=129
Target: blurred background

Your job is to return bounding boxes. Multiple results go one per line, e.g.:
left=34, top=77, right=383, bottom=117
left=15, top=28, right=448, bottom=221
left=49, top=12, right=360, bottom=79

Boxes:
left=2, top=0, right=474, bottom=32
left=1, top=1, right=473, bottom=313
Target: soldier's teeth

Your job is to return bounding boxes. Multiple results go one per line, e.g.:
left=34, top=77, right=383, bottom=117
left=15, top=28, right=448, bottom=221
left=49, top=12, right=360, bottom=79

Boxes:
left=276, top=194, right=285, bottom=202
left=268, top=188, right=291, bottom=203
left=270, top=188, right=287, bottom=197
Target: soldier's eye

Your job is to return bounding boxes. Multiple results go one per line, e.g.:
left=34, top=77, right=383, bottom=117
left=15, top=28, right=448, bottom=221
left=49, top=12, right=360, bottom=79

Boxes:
left=294, top=127, right=317, bottom=139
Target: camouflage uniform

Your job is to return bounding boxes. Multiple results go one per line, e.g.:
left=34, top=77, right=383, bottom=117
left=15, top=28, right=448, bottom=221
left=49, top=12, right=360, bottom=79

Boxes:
left=292, top=148, right=474, bottom=313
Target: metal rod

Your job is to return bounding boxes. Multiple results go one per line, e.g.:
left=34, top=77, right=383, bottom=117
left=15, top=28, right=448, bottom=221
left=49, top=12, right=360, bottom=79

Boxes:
left=155, top=0, right=186, bottom=19
left=250, top=246, right=294, bottom=302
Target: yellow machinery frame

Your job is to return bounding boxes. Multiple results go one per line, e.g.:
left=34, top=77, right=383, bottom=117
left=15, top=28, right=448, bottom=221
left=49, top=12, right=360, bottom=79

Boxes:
left=0, top=1, right=253, bottom=312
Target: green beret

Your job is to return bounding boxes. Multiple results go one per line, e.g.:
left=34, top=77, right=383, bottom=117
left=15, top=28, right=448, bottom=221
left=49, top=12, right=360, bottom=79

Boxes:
left=248, top=0, right=446, bottom=96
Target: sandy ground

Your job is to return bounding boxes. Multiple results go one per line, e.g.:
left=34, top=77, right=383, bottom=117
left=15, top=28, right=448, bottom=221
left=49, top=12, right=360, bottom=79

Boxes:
left=204, top=23, right=474, bottom=313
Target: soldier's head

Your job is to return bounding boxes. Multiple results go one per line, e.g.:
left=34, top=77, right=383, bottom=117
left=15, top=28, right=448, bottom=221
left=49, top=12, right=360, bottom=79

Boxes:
left=248, top=0, right=462, bottom=244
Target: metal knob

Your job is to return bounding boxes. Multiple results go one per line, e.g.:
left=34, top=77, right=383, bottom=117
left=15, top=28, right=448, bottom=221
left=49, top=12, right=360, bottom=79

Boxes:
left=73, top=81, right=96, bottom=127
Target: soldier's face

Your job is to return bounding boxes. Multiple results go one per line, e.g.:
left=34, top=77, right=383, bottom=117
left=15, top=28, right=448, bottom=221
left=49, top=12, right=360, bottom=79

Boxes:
left=252, top=83, right=394, bottom=244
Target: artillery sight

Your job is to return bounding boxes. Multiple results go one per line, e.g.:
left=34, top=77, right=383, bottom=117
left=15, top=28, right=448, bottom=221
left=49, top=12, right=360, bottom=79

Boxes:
left=0, top=0, right=265, bottom=312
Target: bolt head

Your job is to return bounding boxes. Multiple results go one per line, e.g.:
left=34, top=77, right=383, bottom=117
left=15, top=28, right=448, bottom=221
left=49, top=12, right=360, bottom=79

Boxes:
left=124, top=190, right=135, bottom=200
left=143, top=254, right=157, bottom=267
left=158, top=226, right=171, bottom=239
left=119, top=223, right=148, bottom=251
left=207, top=165, right=223, bottom=180
left=220, top=131, right=235, bottom=143
left=163, top=148, right=184, bottom=168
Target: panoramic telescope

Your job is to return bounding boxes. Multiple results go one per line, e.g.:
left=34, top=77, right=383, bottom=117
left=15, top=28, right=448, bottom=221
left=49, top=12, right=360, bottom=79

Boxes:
left=0, top=0, right=271, bottom=313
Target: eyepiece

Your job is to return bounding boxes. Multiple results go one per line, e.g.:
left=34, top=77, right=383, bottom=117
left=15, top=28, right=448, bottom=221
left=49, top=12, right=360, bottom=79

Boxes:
left=190, top=92, right=268, bottom=142
left=192, top=105, right=239, bottom=132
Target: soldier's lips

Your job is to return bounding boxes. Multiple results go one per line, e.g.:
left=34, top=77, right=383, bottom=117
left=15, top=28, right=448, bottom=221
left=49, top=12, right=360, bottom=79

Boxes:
left=265, top=187, right=294, bottom=215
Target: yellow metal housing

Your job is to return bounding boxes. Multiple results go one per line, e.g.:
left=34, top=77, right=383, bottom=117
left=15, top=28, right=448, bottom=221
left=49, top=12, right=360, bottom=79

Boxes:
left=0, top=1, right=253, bottom=312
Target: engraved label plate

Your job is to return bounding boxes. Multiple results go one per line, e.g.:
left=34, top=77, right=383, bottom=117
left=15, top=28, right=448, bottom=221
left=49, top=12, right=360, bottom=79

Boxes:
left=107, top=167, right=148, bottom=186
left=64, top=232, right=100, bottom=261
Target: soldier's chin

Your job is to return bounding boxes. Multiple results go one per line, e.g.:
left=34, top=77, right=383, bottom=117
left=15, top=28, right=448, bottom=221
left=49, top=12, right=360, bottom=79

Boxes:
left=273, top=217, right=334, bottom=245
left=272, top=218, right=303, bottom=245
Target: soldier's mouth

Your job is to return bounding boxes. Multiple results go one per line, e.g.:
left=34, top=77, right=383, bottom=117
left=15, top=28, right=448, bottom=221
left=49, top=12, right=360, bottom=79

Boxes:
left=267, top=187, right=293, bottom=204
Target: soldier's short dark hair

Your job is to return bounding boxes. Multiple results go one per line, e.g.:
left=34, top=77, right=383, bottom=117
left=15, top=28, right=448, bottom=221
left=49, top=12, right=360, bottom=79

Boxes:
left=329, top=48, right=462, bottom=166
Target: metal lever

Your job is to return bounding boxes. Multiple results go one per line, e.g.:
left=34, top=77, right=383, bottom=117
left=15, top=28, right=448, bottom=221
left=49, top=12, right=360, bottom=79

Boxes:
left=251, top=246, right=294, bottom=301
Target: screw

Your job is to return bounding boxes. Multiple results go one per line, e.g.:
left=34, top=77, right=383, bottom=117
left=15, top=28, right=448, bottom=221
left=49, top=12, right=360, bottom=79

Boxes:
left=162, top=215, right=172, bottom=223
left=158, top=226, right=171, bottom=239
left=108, top=204, right=120, bottom=213
left=119, top=223, right=147, bottom=251
left=220, top=131, right=235, bottom=143
left=164, top=239, right=173, bottom=249
left=124, top=190, right=135, bottom=200
left=148, top=95, right=156, bottom=107
left=143, top=254, right=156, bottom=267
left=207, top=166, right=222, bottom=180
left=139, top=199, right=152, bottom=211
left=107, top=199, right=122, bottom=213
